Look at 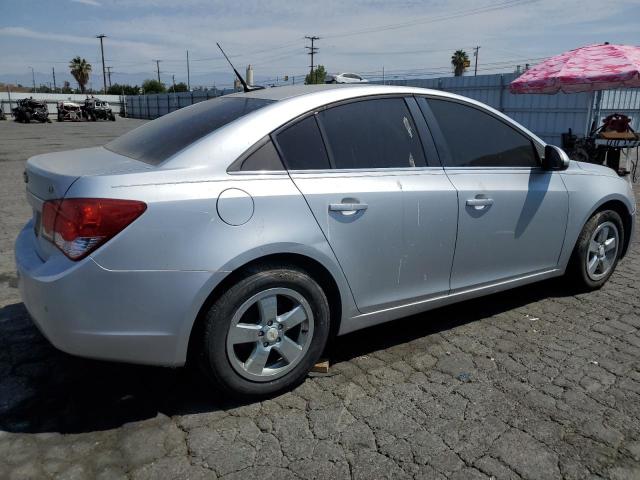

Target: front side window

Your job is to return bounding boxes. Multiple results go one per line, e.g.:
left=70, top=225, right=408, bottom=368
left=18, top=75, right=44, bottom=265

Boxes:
left=319, top=98, right=426, bottom=169
left=427, top=98, right=538, bottom=168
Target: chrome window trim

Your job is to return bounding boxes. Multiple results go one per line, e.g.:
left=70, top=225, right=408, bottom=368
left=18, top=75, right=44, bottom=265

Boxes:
left=288, top=166, right=447, bottom=179
left=443, top=166, right=545, bottom=173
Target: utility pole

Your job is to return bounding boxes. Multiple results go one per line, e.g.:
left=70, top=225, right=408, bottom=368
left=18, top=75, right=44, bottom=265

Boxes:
left=106, top=66, right=113, bottom=89
left=382, top=66, right=385, bottom=85
left=97, top=34, right=107, bottom=93
left=29, top=66, right=36, bottom=92
left=153, top=59, right=161, bottom=83
left=473, top=45, right=481, bottom=76
left=52, top=67, right=57, bottom=92
left=305, top=36, right=320, bottom=83
left=186, top=50, right=191, bottom=91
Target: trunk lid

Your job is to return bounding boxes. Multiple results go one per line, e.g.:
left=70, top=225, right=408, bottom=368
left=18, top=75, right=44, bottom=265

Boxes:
left=25, top=146, right=152, bottom=260
left=25, top=146, right=151, bottom=200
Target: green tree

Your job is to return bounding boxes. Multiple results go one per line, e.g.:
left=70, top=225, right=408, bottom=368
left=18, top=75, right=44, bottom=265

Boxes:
left=107, top=83, right=140, bottom=95
left=171, top=82, right=189, bottom=93
left=451, top=50, right=469, bottom=77
left=305, top=65, right=327, bottom=84
left=61, top=81, right=73, bottom=94
left=141, top=79, right=166, bottom=94
left=69, top=56, right=92, bottom=93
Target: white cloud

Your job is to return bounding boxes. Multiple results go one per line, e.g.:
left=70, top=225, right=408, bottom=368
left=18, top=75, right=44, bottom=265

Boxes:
left=0, top=26, right=95, bottom=45
left=71, top=0, right=102, bottom=6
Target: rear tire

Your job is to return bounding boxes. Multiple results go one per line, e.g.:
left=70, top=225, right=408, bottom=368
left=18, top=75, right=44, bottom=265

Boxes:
left=568, top=209, right=624, bottom=290
left=24, top=112, right=31, bottom=123
left=200, top=265, right=330, bottom=398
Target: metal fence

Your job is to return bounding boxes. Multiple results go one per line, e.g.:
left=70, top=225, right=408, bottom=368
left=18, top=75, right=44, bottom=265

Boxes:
left=124, top=89, right=234, bottom=119
left=382, top=73, right=640, bottom=145
left=121, top=73, right=640, bottom=146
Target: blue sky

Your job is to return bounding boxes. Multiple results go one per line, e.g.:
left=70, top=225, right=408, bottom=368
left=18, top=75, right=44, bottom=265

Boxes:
left=1, top=0, right=638, bottom=89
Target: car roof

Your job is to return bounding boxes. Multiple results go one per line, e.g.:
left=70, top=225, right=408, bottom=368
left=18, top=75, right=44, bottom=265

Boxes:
left=225, top=83, right=470, bottom=103
left=226, top=83, right=364, bottom=101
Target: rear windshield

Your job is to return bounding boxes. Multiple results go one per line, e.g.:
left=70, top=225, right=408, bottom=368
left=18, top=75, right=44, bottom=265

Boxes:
left=105, top=97, right=274, bottom=165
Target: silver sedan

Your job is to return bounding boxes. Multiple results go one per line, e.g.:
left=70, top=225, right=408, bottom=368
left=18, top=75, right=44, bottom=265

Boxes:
left=15, top=84, right=636, bottom=397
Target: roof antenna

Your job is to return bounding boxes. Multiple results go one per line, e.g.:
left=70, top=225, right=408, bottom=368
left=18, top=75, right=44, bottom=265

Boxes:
left=216, top=43, right=264, bottom=92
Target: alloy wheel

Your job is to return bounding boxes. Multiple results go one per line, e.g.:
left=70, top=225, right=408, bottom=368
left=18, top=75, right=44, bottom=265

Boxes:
left=226, top=288, right=314, bottom=381
left=586, top=221, right=619, bottom=281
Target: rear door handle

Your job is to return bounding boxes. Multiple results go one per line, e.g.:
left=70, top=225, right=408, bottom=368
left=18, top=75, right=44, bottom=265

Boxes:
left=329, top=202, right=368, bottom=214
left=466, top=197, right=494, bottom=208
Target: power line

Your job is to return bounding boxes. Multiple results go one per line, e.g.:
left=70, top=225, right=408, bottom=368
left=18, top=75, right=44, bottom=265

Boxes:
left=188, top=40, right=303, bottom=63
left=353, top=55, right=548, bottom=80
left=322, top=0, right=538, bottom=39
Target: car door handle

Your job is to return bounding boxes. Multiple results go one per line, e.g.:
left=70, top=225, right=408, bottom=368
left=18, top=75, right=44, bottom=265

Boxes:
left=329, top=202, right=368, bottom=213
left=466, top=197, right=494, bottom=208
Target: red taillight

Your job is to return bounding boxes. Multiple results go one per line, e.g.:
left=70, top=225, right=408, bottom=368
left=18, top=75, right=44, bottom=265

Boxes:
left=41, top=198, right=146, bottom=260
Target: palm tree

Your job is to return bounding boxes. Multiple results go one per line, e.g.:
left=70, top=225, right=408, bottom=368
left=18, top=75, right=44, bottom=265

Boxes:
left=69, top=57, right=92, bottom=93
left=451, top=50, right=469, bottom=77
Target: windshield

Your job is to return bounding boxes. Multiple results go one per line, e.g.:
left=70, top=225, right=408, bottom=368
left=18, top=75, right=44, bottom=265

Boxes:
left=105, top=96, right=274, bottom=165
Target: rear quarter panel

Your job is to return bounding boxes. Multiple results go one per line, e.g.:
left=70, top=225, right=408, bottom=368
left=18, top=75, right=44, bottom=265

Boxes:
left=66, top=169, right=357, bottom=363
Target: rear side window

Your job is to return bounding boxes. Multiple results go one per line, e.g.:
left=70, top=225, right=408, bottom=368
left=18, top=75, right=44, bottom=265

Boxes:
left=427, top=98, right=538, bottom=168
left=319, top=98, right=426, bottom=169
left=105, top=97, right=274, bottom=165
left=276, top=115, right=331, bottom=170
left=228, top=138, right=284, bottom=172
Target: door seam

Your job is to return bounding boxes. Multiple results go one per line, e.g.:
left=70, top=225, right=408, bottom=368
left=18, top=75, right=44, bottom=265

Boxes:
left=442, top=168, right=461, bottom=296
left=285, top=171, right=362, bottom=314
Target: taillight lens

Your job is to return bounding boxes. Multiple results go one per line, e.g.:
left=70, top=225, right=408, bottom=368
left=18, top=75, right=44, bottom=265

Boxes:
left=41, top=198, right=146, bottom=260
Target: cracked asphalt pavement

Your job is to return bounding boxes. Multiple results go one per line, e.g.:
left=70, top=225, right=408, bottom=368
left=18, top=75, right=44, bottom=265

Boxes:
left=1, top=119, right=639, bottom=479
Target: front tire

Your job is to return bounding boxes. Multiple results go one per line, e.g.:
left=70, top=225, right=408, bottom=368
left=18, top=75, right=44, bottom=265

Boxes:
left=200, top=266, right=330, bottom=398
left=569, top=210, right=624, bottom=290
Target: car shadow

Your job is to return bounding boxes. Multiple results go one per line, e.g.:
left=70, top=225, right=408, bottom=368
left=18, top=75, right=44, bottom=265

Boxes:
left=329, top=275, right=577, bottom=363
left=0, top=277, right=579, bottom=435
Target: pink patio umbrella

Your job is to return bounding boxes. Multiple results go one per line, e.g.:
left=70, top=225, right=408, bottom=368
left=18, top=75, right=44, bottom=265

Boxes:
left=509, top=43, right=640, bottom=94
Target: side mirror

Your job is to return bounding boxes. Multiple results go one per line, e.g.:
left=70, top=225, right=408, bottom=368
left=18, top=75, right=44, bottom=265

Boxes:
left=542, top=145, right=570, bottom=171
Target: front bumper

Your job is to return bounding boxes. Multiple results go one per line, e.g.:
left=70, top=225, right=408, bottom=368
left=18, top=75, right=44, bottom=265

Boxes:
left=15, top=221, right=214, bottom=366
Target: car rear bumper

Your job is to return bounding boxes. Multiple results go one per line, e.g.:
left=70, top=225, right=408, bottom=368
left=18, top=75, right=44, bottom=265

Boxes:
left=15, top=221, right=214, bottom=366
